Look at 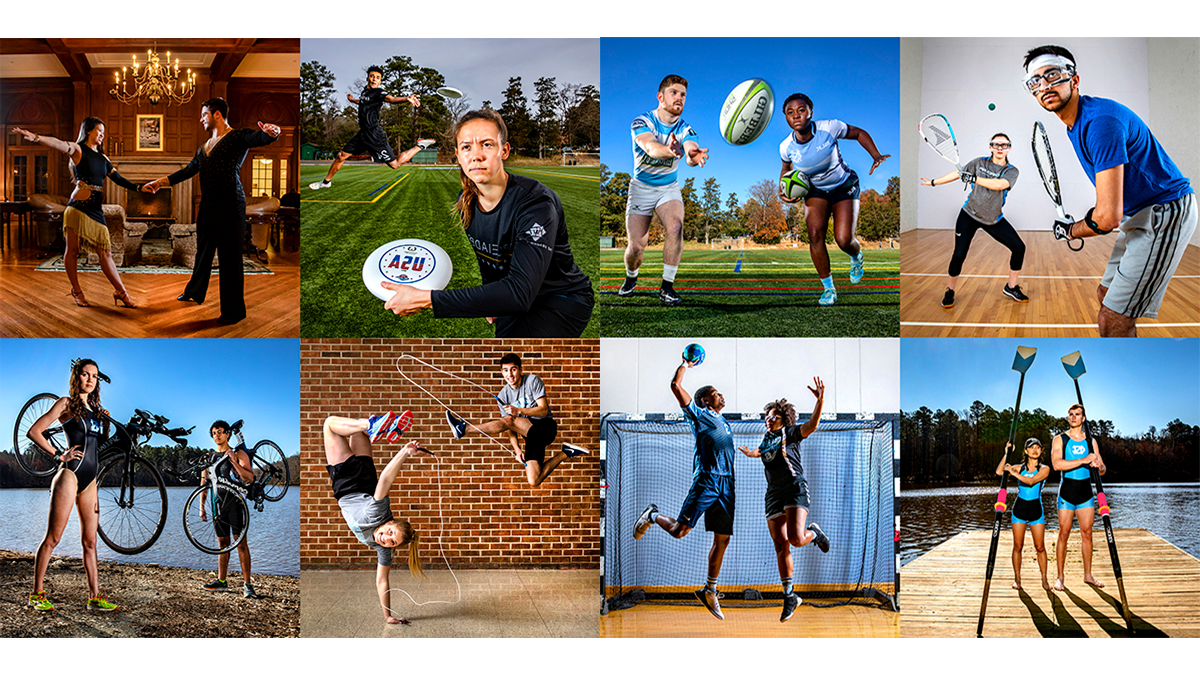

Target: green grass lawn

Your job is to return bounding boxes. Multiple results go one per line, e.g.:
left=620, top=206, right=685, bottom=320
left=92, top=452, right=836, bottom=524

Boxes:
left=598, top=247, right=899, bottom=336
left=300, top=163, right=600, bottom=337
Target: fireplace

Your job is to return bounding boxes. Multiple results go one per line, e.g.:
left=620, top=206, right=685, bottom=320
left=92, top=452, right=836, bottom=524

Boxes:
left=124, top=187, right=173, bottom=224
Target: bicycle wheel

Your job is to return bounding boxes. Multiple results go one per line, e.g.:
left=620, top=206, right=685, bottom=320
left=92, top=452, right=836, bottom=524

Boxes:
left=183, top=486, right=248, bottom=554
left=13, top=393, right=64, bottom=477
left=96, top=455, right=168, bottom=554
left=252, top=439, right=290, bottom=502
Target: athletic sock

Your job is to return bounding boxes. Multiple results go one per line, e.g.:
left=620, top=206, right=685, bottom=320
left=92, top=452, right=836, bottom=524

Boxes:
left=782, top=577, right=793, bottom=595
left=705, top=576, right=718, bottom=593
left=821, top=276, right=835, bottom=291
left=625, top=268, right=638, bottom=279
left=662, top=264, right=679, bottom=284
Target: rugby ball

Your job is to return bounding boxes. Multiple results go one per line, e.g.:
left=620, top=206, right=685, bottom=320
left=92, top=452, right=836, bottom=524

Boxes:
left=719, top=79, right=774, bottom=146
left=682, top=343, right=706, bottom=366
left=780, top=170, right=811, bottom=201
left=362, top=239, right=453, bottom=301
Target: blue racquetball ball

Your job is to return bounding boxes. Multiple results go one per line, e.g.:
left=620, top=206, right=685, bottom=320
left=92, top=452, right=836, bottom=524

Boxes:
left=682, top=343, right=706, bottom=366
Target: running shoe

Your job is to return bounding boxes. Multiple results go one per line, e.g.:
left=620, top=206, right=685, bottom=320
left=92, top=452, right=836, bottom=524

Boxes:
left=633, top=503, right=658, bottom=540
left=617, top=276, right=638, bottom=297
left=308, top=179, right=332, bottom=190
left=562, top=443, right=589, bottom=458
left=808, top=522, right=830, bottom=553
left=29, top=590, right=54, bottom=612
left=658, top=283, right=682, bottom=306
left=202, top=579, right=230, bottom=592
left=87, top=595, right=118, bottom=612
left=818, top=288, right=837, bottom=306
left=243, top=583, right=260, bottom=600
left=446, top=410, right=467, bottom=439
left=386, top=410, right=415, bottom=442
left=941, top=288, right=955, bottom=309
left=780, top=592, right=802, bottom=622
left=1003, top=284, right=1029, bottom=303
left=366, top=412, right=398, bottom=443
left=849, top=255, right=865, bottom=284
left=695, top=588, right=725, bottom=620
left=417, top=139, right=436, bottom=149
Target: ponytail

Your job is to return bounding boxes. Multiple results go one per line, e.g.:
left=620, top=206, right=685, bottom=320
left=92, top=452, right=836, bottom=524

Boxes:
left=399, top=519, right=425, bottom=578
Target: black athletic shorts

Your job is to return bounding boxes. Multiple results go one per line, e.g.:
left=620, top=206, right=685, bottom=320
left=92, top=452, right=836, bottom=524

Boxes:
left=523, top=417, right=559, bottom=464
left=213, top=490, right=246, bottom=538
left=493, top=290, right=594, bottom=338
left=1059, top=477, right=1093, bottom=507
left=765, top=477, right=810, bottom=520
left=327, top=454, right=379, bottom=501
left=677, top=473, right=735, bottom=536
left=340, top=128, right=396, bottom=164
left=805, top=169, right=861, bottom=205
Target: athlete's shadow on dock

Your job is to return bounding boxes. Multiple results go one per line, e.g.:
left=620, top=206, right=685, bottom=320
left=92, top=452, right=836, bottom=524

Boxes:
left=1070, top=585, right=1166, bottom=637
left=1018, top=588, right=1084, bottom=637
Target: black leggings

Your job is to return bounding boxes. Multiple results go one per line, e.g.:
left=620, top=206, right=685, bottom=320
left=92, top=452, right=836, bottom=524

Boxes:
left=948, top=209, right=1026, bottom=277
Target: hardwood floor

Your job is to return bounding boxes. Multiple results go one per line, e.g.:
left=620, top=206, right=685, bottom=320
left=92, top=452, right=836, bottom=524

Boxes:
left=900, top=229, right=1200, bottom=337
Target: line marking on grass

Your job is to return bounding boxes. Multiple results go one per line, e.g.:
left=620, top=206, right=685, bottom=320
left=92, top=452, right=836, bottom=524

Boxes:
left=301, top=172, right=412, bottom=203
left=600, top=290, right=899, bottom=297
left=902, top=272, right=1200, bottom=279
left=901, top=321, right=1200, bottom=328
left=509, top=168, right=601, bottom=183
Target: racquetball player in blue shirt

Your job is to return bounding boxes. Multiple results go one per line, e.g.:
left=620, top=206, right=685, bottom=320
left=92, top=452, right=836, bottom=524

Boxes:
left=632, top=353, right=734, bottom=620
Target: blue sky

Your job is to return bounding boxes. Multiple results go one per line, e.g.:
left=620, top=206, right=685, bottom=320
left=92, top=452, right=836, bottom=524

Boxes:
left=901, top=339, right=1199, bottom=435
left=1, top=340, right=300, bottom=458
left=601, top=37, right=900, bottom=203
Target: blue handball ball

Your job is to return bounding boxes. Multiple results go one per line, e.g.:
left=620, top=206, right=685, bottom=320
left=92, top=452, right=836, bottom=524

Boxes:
left=682, top=343, right=705, bottom=366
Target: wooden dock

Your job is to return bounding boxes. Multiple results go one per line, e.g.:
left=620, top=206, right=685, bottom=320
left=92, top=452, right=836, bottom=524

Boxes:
left=901, top=529, right=1200, bottom=637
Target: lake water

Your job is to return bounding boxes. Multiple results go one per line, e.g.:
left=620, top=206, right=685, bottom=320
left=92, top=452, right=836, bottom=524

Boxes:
left=0, top=487, right=299, bottom=576
left=900, top=483, right=1199, bottom=567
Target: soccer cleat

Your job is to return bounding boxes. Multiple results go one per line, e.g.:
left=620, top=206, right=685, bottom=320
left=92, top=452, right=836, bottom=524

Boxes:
left=633, top=503, right=658, bottom=540
left=87, top=595, right=118, bottom=612
left=1003, top=284, right=1029, bottom=303
left=695, top=588, right=725, bottom=620
left=617, top=276, right=638, bottom=297
left=308, top=179, right=332, bottom=190
left=366, top=412, right=399, bottom=444
left=562, top=443, right=589, bottom=458
left=658, top=283, right=682, bottom=306
left=818, top=288, right=837, bottom=306
left=243, top=583, right=260, bottom=600
left=849, top=256, right=865, bottom=284
left=386, top=410, right=415, bottom=442
left=29, top=591, right=54, bottom=611
left=446, top=410, right=467, bottom=439
left=780, top=592, right=802, bottom=622
left=808, top=523, right=830, bottom=553
left=941, top=288, right=955, bottom=309
left=202, top=579, right=230, bottom=592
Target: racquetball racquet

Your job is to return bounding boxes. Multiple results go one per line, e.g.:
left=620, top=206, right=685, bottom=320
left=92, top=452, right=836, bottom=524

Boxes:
left=1032, top=120, right=1082, bottom=251
left=919, top=113, right=969, bottom=190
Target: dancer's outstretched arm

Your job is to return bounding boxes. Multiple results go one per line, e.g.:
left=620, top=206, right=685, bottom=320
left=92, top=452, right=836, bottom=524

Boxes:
left=374, top=440, right=428, bottom=501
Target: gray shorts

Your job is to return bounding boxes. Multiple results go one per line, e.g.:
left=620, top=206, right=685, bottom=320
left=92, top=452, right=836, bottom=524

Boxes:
left=626, top=179, right=682, bottom=216
left=1100, top=193, right=1196, bottom=319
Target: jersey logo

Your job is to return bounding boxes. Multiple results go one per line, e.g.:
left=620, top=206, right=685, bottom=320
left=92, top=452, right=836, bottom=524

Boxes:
left=528, top=223, right=546, bottom=241
left=632, top=119, right=649, bottom=131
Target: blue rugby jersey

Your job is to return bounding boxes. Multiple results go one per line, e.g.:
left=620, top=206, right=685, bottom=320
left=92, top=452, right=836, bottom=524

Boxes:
left=779, top=119, right=852, bottom=191
left=630, top=110, right=698, bottom=187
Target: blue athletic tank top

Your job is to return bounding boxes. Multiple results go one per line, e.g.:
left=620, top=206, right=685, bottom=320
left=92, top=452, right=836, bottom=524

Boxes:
left=1017, top=465, right=1045, bottom=501
left=1062, top=435, right=1091, bottom=480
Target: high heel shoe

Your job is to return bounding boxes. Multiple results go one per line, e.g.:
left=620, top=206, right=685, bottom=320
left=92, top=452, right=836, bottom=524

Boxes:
left=70, top=288, right=89, bottom=307
left=113, top=289, right=138, bottom=308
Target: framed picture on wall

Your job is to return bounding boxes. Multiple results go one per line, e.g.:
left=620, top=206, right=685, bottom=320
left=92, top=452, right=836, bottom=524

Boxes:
left=136, top=114, right=163, bottom=152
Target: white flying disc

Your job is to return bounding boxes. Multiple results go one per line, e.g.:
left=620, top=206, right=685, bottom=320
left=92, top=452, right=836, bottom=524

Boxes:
left=437, top=86, right=463, bottom=99
left=362, top=239, right=453, bottom=300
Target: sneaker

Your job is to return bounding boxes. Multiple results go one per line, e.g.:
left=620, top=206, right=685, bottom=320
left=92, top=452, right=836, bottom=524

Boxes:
left=243, top=583, right=260, bottom=600
left=308, top=179, right=332, bottom=190
left=658, top=283, right=682, bottom=306
left=780, top=592, right=802, bottom=622
left=366, top=412, right=398, bottom=443
left=202, top=579, right=230, bottom=592
left=849, top=256, right=865, bottom=284
left=417, top=139, right=435, bottom=149
left=87, top=595, right=118, bottom=612
left=386, top=410, right=414, bottom=442
left=818, top=288, right=837, bottom=306
left=633, top=503, right=658, bottom=540
left=941, top=288, right=955, bottom=309
left=617, top=276, right=638, bottom=297
left=808, top=523, right=830, bottom=553
left=1003, top=284, right=1029, bottom=303
left=562, top=443, right=589, bottom=458
left=29, top=591, right=54, bottom=612
left=695, top=587, right=725, bottom=620
left=446, top=410, right=467, bottom=439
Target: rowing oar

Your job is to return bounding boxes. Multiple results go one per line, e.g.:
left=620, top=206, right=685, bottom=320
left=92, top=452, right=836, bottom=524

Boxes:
left=1061, top=351, right=1134, bottom=633
left=977, top=345, right=1036, bottom=637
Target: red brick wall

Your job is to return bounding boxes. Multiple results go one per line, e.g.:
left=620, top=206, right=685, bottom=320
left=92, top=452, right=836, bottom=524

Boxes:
left=301, top=339, right=599, bottom=570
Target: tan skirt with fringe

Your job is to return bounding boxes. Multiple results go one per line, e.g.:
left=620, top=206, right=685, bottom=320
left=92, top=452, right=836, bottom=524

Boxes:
left=63, top=206, right=111, bottom=253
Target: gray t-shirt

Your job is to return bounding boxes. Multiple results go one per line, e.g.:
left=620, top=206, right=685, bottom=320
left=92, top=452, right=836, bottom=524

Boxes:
left=962, top=157, right=1019, bottom=225
left=497, top=373, right=551, bottom=420
left=337, top=493, right=394, bottom=566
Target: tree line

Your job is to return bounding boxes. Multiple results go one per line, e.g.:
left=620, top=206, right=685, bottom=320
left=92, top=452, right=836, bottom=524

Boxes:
left=0, top=446, right=301, bottom=489
left=901, top=404, right=1199, bottom=485
left=601, top=166, right=899, bottom=245
left=302, top=58, right=600, bottom=159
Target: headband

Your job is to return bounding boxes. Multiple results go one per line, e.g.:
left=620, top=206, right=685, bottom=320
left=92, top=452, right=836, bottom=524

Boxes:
left=1026, top=54, right=1075, bottom=76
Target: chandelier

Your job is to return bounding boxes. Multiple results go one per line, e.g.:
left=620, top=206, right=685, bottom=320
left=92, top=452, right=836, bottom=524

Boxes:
left=109, top=48, right=197, bottom=106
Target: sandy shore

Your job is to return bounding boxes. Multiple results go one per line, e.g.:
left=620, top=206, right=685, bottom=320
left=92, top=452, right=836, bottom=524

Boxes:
left=1, top=549, right=298, bottom=638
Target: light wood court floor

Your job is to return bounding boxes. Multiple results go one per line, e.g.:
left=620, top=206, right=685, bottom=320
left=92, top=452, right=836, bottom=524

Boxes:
left=0, top=231, right=299, bottom=338
left=902, top=529, right=1200, bottom=638
left=601, top=602, right=898, bottom=638
left=900, top=229, right=1200, bottom=337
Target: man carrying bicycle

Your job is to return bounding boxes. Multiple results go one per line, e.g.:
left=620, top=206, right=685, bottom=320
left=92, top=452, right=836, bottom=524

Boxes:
left=201, top=420, right=258, bottom=599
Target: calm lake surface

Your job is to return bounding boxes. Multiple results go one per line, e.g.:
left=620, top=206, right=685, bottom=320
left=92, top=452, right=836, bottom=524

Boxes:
left=900, top=483, right=1199, bottom=567
left=0, top=487, right=299, bottom=576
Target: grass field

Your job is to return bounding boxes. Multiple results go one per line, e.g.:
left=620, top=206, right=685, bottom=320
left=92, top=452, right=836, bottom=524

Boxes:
left=300, top=162, right=600, bottom=337
left=599, top=247, right=899, bottom=336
